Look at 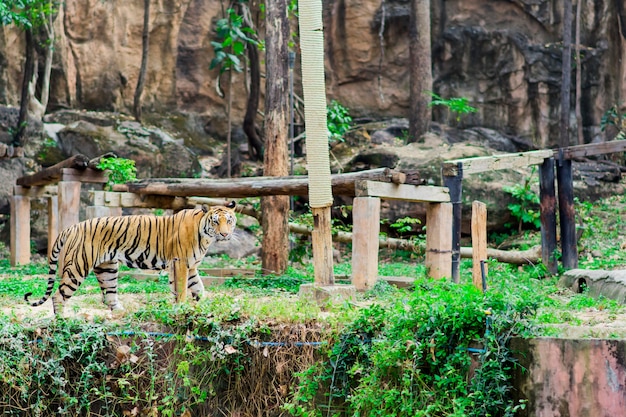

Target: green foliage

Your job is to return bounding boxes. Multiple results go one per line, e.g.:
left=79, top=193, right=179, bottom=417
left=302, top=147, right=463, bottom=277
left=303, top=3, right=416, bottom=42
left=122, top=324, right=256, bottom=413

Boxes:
left=600, top=103, right=626, bottom=140
left=210, top=8, right=259, bottom=74
left=0, top=0, right=56, bottom=29
left=428, top=92, right=478, bottom=122
left=503, top=169, right=541, bottom=233
left=388, top=216, right=421, bottom=236
left=327, top=100, right=353, bottom=144
left=97, top=157, right=137, bottom=190
left=285, top=277, right=533, bottom=416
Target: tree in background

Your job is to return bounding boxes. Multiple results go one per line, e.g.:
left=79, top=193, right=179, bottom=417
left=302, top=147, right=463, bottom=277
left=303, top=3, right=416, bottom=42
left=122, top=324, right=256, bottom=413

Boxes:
left=133, top=0, right=150, bottom=123
left=0, top=0, right=56, bottom=148
left=210, top=5, right=261, bottom=176
left=261, top=0, right=290, bottom=275
left=407, top=0, right=432, bottom=143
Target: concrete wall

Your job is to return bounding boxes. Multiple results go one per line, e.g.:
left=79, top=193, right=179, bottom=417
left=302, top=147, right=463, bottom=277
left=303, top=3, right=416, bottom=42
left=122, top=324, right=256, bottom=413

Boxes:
left=512, top=337, right=626, bottom=417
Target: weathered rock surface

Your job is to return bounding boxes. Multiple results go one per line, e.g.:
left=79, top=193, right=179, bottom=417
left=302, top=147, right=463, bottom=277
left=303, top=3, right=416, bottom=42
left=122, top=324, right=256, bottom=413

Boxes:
left=0, top=0, right=623, bottom=148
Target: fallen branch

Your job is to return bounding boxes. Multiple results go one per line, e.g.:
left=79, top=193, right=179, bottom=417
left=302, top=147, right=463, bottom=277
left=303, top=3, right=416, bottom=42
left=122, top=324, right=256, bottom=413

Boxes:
left=288, top=223, right=541, bottom=265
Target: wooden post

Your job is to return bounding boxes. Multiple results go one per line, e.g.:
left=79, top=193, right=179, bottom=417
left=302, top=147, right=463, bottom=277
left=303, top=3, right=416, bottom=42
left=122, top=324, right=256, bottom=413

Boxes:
left=471, top=201, right=487, bottom=290
left=311, top=206, right=335, bottom=286
left=10, top=188, right=31, bottom=266
left=47, top=195, right=58, bottom=259
left=425, top=202, right=453, bottom=279
left=58, top=181, right=81, bottom=232
left=443, top=165, right=462, bottom=283
left=539, top=158, right=558, bottom=274
left=351, top=197, right=381, bottom=291
left=557, top=157, right=578, bottom=269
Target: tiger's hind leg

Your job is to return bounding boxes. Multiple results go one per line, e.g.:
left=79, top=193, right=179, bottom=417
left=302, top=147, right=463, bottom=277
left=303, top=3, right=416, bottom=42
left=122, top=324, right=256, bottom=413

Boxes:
left=52, top=269, right=88, bottom=316
left=94, top=261, right=124, bottom=311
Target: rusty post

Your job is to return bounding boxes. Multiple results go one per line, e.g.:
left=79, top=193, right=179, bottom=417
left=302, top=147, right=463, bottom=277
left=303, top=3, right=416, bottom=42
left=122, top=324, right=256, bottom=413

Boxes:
left=539, top=157, right=558, bottom=274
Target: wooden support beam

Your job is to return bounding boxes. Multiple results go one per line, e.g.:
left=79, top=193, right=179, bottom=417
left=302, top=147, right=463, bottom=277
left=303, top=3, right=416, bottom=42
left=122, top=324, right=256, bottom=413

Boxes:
left=10, top=190, right=31, bottom=266
left=442, top=149, right=553, bottom=176
left=12, top=185, right=57, bottom=198
left=443, top=165, right=463, bottom=283
left=425, top=202, right=453, bottom=279
left=471, top=201, right=487, bottom=291
left=311, top=206, right=335, bottom=286
left=539, top=158, right=558, bottom=274
left=60, top=168, right=108, bottom=184
left=16, top=154, right=90, bottom=187
left=351, top=197, right=381, bottom=291
left=355, top=181, right=450, bottom=202
left=47, top=195, right=58, bottom=259
left=58, top=181, right=81, bottom=233
left=558, top=140, right=626, bottom=160
left=116, top=168, right=412, bottom=198
left=557, top=159, right=578, bottom=269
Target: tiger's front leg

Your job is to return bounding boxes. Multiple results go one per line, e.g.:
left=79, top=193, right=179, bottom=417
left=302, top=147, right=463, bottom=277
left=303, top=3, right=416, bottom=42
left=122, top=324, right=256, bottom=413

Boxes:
left=168, top=258, right=191, bottom=303
left=94, top=261, right=124, bottom=311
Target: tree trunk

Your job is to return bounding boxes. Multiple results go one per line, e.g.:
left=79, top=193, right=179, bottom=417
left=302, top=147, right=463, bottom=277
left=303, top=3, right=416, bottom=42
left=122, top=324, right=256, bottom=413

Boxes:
left=243, top=43, right=264, bottom=161
left=407, top=0, right=432, bottom=143
left=134, top=0, right=150, bottom=122
left=261, top=0, right=290, bottom=275
left=560, top=0, right=573, bottom=147
left=14, top=28, right=36, bottom=148
left=575, top=0, right=583, bottom=145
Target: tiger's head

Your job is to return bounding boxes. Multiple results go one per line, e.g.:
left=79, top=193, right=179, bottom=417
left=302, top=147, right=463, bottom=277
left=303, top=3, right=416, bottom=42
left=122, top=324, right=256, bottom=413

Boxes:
left=203, top=200, right=237, bottom=241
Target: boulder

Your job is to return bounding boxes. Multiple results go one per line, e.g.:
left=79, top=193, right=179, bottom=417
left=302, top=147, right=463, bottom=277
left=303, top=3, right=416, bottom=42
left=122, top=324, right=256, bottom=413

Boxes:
left=54, top=119, right=202, bottom=178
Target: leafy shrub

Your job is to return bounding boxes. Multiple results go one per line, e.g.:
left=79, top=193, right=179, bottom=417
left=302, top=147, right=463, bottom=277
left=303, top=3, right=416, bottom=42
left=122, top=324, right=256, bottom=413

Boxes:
left=97, top=157, right=137, bottom=190
left=285, top=277, right=533, bottom=416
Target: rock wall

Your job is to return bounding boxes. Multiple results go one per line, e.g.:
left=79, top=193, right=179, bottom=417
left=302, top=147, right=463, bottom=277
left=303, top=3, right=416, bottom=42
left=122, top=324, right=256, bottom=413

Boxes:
left=0, top=0, right=623, bottom=147
left=512, top=337, right=626, bottom=417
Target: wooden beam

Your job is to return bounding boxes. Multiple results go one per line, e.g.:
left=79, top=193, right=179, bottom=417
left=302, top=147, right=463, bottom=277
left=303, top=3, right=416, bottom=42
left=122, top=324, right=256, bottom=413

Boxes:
left=16, top=154, right=91, bottom=187
left=558, top=139, right=626, bottom=160
left=47, top=195, right=58, bottom=259
left=311, top=206, right=334, bottom=286
left=539, top=158, right=558, bottom=274
left=10, top=193, right=30, bottom=266
left=60, top=168, right=108, bottom=184
left=58, top=181, right=81, bottom=232
left=355, top=181, right=450, bottom=202
left=116, top=168, right=412, bottom=198
left=471, top=201, right=487, bottom=291
left=425, top=202, right=453, bottom=279
left=12, top=185, right=57, bottom=198
left=351, top=197, right=381, bottom=291
left=442, top=149, right=553, bottom=176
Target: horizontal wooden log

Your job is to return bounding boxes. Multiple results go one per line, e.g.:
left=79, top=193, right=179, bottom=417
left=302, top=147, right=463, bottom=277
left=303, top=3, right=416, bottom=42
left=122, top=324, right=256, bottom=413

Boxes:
left=16, top=154, right=91, bottom=187
left=60, top=168, right=108, bottom=184
left=289, top=223, right=540, bottom=265
left=355, top=181, right=450, bottom=202
left=13, top=185, right=57, bottom=198
left=557, top=140, right=626, bottom=160
left=442, top=149, right=553, bottom=176
left=115, top=168, right=412, bottom=198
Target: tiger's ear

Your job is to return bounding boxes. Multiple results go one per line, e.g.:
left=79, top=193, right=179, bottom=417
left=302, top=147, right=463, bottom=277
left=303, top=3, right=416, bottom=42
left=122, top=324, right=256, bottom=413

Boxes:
left=201, top=205, right=209, bottom=213
left=226, top=200, right=236, bottom=209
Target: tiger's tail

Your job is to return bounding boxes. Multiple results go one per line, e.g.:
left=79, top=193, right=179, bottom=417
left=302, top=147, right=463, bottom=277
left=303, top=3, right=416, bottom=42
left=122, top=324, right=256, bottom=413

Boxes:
left=24, top=228, right=69, bottom=307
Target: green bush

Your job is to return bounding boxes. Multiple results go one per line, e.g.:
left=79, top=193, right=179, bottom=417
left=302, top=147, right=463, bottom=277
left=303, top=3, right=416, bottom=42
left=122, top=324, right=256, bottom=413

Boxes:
left=285, top=278, right=532, bottom=416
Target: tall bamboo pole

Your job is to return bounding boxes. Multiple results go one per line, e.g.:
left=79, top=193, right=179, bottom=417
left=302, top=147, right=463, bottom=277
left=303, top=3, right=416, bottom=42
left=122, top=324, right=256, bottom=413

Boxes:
left=298, top=0, right=334, bottom=285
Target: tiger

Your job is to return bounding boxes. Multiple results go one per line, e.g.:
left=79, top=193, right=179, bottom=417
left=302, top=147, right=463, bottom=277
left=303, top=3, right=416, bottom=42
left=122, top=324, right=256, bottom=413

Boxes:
left=24, top=201, right=237, bottom=316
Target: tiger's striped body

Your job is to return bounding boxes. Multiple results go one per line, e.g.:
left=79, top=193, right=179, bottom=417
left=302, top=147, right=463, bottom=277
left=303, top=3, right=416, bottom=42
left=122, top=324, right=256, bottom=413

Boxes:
left=25, top=202, right=237, bottom=315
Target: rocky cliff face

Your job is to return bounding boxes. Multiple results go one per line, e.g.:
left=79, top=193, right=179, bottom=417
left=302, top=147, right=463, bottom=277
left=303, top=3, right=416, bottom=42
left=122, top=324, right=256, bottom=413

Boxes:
left=0, top=0, right=623, bottom=147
